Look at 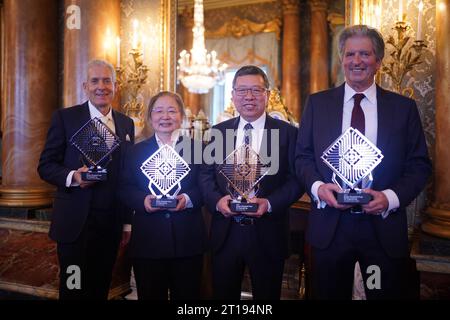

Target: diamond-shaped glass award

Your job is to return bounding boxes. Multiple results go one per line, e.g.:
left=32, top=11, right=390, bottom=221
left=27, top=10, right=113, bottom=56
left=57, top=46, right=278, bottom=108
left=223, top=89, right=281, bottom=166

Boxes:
left=69, top=117, right=121, bottom=181
left=321, top=127, right=383, bottom=204
left=218, top=144, right=270, bottom=212
left=140, top=144, right=191, bottom=208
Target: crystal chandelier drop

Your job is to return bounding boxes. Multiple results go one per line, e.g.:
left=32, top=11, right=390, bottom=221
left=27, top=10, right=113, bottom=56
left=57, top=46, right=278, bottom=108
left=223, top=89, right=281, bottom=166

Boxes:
left=177, top=0, right=227, bottom=94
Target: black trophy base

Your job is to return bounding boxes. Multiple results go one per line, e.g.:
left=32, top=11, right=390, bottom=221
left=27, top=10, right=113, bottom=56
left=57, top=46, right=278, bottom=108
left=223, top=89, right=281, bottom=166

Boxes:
left=81, top=170, right=107, bottom=181
left=151, top=197, right=178, bottom=209
left=229, top=200, right=258, bottom=213
left=337, top=192, right=373, bottom=205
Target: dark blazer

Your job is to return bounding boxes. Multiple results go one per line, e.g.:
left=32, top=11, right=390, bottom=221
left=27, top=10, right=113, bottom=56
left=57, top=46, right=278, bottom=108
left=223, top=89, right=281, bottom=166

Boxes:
left=199, top=114, right=302, bottom=260
left=296, top=84, right=431, bottom=258
left=38, top=102, right=135, bottom=243
left=119, top=135, right=207, bottom=259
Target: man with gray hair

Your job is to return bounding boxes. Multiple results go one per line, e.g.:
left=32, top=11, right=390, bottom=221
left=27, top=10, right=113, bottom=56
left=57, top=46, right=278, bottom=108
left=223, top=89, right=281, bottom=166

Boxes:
left=38, top=59, right=135, bottom=299
left=296, top=25, right=431, bottom=299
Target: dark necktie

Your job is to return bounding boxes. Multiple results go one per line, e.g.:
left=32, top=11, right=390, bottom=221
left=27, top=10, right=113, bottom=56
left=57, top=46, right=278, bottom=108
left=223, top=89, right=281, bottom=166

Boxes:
left=350, top=94, right=365, bottom=201
left=351, top=93, right=365, bottom=135
left=244, top=123, right=253, bottom=145
left=234, top=123, right=254, bottom=223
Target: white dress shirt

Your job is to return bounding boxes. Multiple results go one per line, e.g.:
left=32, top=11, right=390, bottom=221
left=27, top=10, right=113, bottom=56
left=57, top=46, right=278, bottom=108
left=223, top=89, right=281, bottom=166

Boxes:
left=311, top=82, right=400, bottom=218
left=236, top=112, right=266, bottom=153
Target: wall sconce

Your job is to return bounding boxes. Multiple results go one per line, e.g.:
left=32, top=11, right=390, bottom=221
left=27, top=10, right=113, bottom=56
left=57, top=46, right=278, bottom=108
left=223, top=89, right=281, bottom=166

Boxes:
left=382, top=1, right=427, bottom=97
left=115, top=19, right=149, bottom=128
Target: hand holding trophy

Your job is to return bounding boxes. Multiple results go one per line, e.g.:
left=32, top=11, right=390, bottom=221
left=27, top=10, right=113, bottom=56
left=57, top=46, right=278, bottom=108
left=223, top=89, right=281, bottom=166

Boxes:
left=321, top=127, right=383, bottom=205
left=70, top=117, right=121, bottom=181
left=219, top=143, right=270, bottom=212
left=140, top=144, right=191, bottom=208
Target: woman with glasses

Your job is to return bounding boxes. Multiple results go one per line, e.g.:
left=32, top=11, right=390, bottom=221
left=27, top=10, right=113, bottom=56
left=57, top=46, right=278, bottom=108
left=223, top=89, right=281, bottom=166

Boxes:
left=119, top=91, right=207, bottom=300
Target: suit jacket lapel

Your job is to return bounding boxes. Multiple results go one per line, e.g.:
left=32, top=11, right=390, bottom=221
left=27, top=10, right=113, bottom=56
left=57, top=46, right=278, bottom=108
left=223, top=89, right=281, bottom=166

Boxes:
left=375, top=85, right=391, bottom=152
left=111, top=109, right=125, bottom=141
left=147, top=135, right=159, bottom=151
left=79, top=101, right=92, bottom=127
left=325, top=84, right=345, bottom=146
left=373, top=85, right=392, bottom=180
left=258, top=114, right=275, bottom=194
left=263, top=113, right=274, bottom=157
left=231, top=116, right=240, bottom=149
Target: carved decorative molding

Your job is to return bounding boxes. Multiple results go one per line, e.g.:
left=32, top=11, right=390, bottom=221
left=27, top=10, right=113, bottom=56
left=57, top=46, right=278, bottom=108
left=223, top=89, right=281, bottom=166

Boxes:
left=205, top=16, right=281, bottom=40
left=178, top=0, right=276, bottom=12
left=310, top=0, right=328, bottom=12
left=281, top=0, right=300, bottom=15
left=179, top=5, right=194, bottom=28
left=328, top=12, right=345, bottom=32
left=266, top=88, right=297, bottom=125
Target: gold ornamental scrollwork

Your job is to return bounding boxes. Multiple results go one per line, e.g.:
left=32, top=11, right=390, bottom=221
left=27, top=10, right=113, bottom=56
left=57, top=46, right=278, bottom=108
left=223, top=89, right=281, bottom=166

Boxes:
left=205, top=16, right=281, bottom=40
left=281, top=0, right=300, bottom=15
left=327, top=12, right=345, bottom=32
left=381, top=21, right=427, bottom=97
left=266, top=88, right=296, bottom=123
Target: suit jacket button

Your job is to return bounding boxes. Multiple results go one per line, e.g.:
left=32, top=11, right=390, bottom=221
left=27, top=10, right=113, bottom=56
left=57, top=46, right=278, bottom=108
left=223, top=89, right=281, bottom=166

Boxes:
left=165, top=213, right=170, bottom=218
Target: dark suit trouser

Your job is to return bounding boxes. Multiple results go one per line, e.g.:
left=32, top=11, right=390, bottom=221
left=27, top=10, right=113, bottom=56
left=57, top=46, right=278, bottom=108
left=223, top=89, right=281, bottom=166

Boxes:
left=212, top=222, right=285, bottom=300
left=57, top=210, right=120, bottom=300
left=132, top=255, right=203, bottom=300
left=311, top=213, right=410, bottom=300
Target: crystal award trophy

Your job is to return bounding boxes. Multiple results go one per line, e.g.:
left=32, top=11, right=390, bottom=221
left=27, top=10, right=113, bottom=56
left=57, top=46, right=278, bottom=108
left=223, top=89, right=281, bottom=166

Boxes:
left=321, top=127, right=384, bottom=204
left=70, top=117, right=121, bottom=181
left=140, top=144, right=191, bottom=208
left=219, top=144, right=270, bottom=212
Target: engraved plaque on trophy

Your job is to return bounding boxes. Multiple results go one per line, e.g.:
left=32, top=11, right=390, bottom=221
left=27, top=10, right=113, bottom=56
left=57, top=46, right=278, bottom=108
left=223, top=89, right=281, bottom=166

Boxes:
left=70, top=117, right=121, bottom=181
left=321, top=127, right=384, bottom=204
left=219, top=144, right=270, bottom=212
left=140, top=144, right=191, bottom=208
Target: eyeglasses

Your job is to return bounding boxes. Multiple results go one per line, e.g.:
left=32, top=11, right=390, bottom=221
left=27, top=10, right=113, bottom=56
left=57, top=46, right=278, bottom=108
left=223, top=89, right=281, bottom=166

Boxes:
left=151, top=108, right=180, bottom=116
left=233, top=87, right=268, bottom=97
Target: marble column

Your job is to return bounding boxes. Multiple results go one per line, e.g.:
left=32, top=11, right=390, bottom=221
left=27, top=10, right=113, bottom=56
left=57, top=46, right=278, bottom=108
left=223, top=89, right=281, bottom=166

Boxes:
left=63, top=0, right=120, bottom=109
left=309, top=0, right=329, bottom=93
left=0, top=0, right=57, bottom=207
left=422, top=0, right=450, bottom=239
left=178, top=8, right=201, bottom=116
left=281, top=0, right=301, bottom=121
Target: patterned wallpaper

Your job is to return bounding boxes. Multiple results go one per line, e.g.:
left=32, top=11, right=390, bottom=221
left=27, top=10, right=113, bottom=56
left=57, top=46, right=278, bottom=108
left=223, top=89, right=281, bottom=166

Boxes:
left=379, top=0, right=436, bottom=151
left=120, top=0, right=163, bottom=127
left=378, top=0, right=436, bottom=229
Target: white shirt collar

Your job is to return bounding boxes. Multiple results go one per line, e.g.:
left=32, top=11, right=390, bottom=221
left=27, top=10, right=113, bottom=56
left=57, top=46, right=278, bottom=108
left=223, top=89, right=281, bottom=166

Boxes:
left=238, top=112, right=266, bottom=130
left=155, top=132, right=180, bottom=148
left=88, top=101, right=113, bottom=121
left=344, top=82, right=377, bottom=105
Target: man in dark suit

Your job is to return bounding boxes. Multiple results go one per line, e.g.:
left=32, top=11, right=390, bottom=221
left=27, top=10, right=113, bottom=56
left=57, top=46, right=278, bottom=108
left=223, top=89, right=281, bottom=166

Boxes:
left=38, top=59, right=135, bottom=299
left=199, top=65, right=302, bottom=300
left=296, top=25, right=431, bottom=299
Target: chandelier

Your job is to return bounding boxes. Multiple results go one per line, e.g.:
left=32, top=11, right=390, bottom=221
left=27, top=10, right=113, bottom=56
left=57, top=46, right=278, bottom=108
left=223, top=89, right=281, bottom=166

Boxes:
left=177, top=0, right=227, bottom=94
